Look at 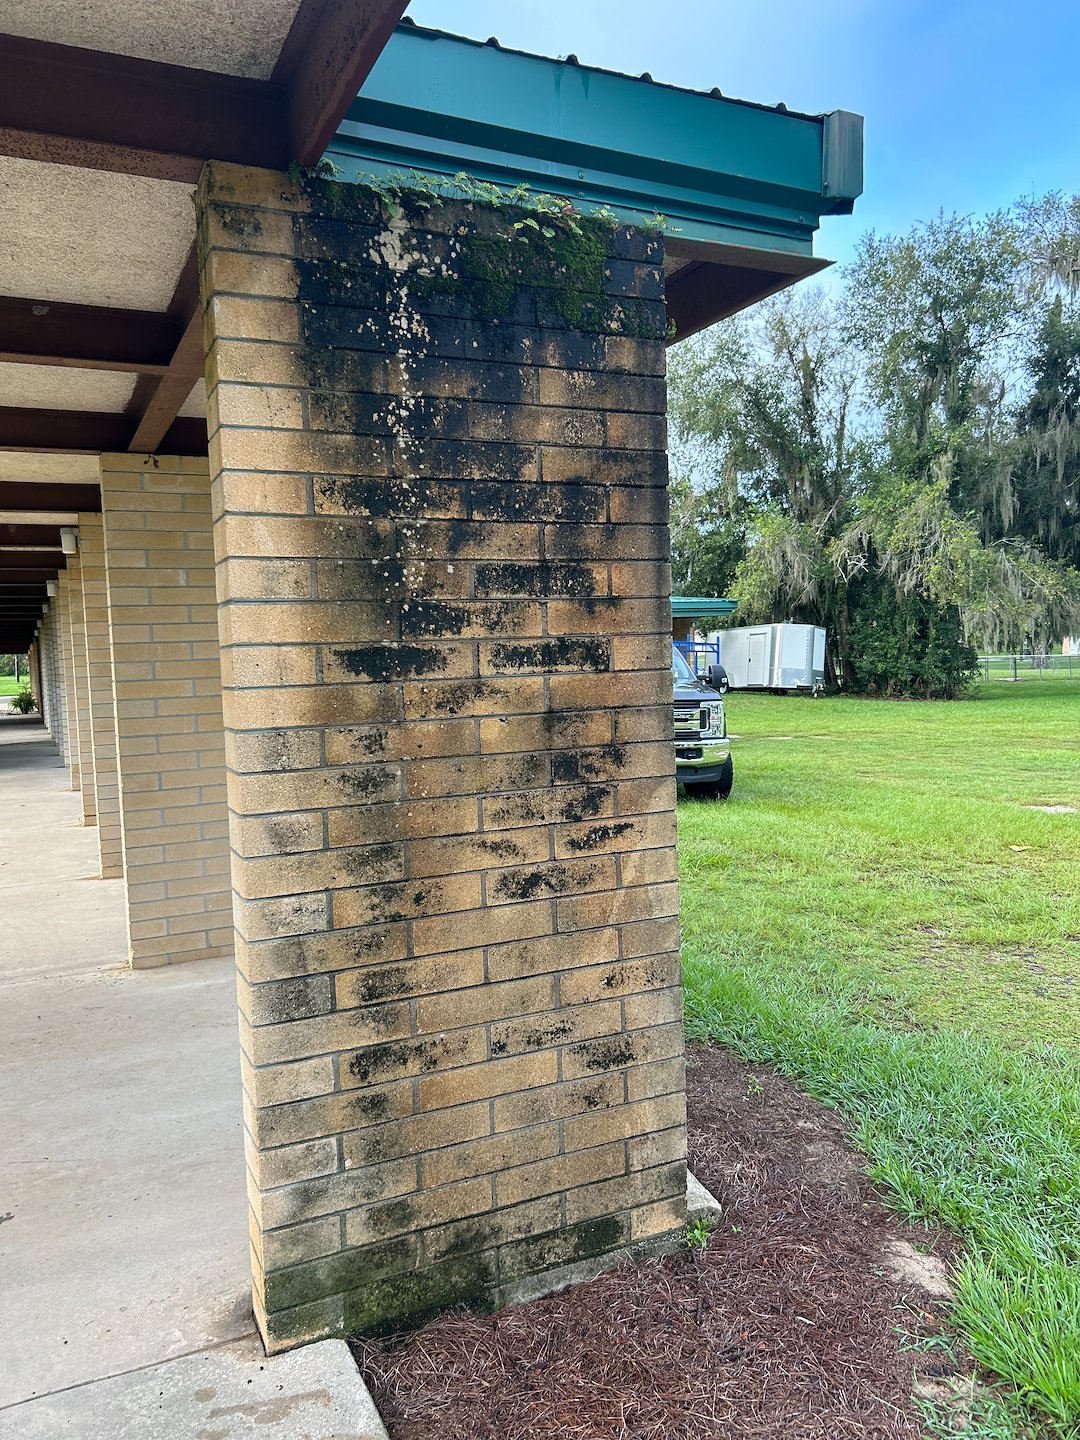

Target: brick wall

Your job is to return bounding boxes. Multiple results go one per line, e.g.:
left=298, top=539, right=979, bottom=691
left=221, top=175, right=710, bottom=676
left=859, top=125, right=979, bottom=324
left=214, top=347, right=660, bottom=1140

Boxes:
left=40, top=600, right=67, bottom=761
left=79, top=515, right=123, bottom=878
left=199, top=163, right=685, bottom=1351
left=100, top=455, right=232, bottom=967
left=65, top=558, right=97, bottom=820
left=54, top=573, right=78, bottom=783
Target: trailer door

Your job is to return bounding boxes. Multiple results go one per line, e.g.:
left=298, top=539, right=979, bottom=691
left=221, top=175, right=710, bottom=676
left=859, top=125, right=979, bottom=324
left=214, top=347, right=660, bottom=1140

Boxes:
left=747, top=630, right=769, bottom=686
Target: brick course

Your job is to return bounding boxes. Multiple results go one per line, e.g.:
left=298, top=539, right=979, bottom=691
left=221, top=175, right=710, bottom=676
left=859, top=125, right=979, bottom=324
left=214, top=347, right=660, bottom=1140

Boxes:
left=199, top=163, right=685, bottom=1351
left=100, top=456, right=232, bottom=966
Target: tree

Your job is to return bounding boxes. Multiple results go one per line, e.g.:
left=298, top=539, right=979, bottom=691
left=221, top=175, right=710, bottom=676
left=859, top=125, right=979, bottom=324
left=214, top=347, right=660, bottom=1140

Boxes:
left=670, top=200, right=1080, bottom=696
left=1010, top=295, right=1080, bottom=570
left=669, top=288, right=863, bottom=685
left=846, top=212, right=1080, bottom=657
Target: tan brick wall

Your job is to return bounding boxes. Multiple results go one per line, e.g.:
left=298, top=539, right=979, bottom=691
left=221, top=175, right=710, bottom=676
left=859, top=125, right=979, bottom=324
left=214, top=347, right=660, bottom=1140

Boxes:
left=65, top=558, right=98, bottom=821
left=78, top=515, right=123, bottom=878
left=55, top=572, right=79, bottom=784
left=38, top=608, right=63, bottom=754
left=199, top=163, right=685, bottom=1352
left=100, top=456, right=232, bottom=968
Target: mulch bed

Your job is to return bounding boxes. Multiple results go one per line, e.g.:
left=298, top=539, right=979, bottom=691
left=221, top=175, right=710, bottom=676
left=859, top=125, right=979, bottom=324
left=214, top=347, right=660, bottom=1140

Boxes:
left=352, top=1040, right=962, bottom=1439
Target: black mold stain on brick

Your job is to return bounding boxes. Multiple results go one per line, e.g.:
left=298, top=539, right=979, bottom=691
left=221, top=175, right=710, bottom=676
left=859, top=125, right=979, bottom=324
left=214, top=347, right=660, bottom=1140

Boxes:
left=474, top=562, right=597, bottom=598
left=477, top=837, right=524, bottom=862
left=342, top=842, right=399, bottom=878
left=352, top=1090, right=392, bottom=1121
left=422, top=680, right=487, bottom=716
left=468, top=483, right=603, bottom=525
left=581, top=1083, right=612, bottom=1110
left=573, top=1037, right=635, bottom=1072
left=519, top=1020, right=574, bottom=1049
left=553, top=746, right=628, bottom=784
left=370, top=1198, right=414, bottom=1238
left=352, top=967, right=410, bottom=1004
left=353, top=927, right=395, bottom=959
left=333, top=645, right=449, bottom=681
left=318, top=476, right=457, bottom=519
left=348, top=1033, right=470, bottom=1084
left=490, top=864, right=594, bottom=902
left=337, top=770, right=397, bottom=802
left=365, top=882, right=429, bottom=924
left=350, top=728, right=389, bottom=758
left=558, top=785, right=612, bottom=823
left=602, top=965, right=630, bottom=990
left=489, top=638, right=609, bottom=673
left=564, top=821, right=634, bottom=852
left=490, top=1039, right=508, bottom=1056
left=400, top=599, right=470, bottom=637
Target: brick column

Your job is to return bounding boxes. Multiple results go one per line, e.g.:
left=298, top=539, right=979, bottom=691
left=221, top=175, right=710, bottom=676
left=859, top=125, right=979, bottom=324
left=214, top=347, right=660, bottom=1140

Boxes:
left=28, top=642, right=42, bottom=716
left=54, top=575, right=79, bottom=778
left=55, top=572, right=81, bottom=790
left=100, top=456, right=232, bottom=967
left=41, top=602, right=67, bottom=760
left=199, top=164, right=685, bottom=1352
left=67, top=559, right=98, bottom=821
left=78, top=515, right=123, bottom=877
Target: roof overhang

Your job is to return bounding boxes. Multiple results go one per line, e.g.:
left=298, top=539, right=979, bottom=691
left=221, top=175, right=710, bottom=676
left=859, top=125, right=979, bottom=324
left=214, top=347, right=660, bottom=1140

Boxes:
left=326, top=22, right=863, bottom=340
left=0, top=0, right=408, bottom=648
left=671, top=596, right=739, bottom=620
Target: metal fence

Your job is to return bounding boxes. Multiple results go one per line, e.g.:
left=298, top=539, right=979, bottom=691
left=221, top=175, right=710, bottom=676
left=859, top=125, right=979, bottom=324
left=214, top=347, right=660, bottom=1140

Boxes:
left=978, top=653, right=1080, bottom=681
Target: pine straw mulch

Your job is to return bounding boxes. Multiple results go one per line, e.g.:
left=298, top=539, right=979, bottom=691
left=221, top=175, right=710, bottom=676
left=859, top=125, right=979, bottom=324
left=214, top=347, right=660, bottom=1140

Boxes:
left=352, top=1040, right=965, bottom=1439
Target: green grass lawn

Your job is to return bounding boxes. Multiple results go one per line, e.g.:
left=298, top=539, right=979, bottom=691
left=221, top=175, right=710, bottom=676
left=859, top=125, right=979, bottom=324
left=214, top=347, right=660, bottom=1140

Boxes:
left=0, top=675, right=28, bottom=696
left=679, top=679, right=1080, bottom=1437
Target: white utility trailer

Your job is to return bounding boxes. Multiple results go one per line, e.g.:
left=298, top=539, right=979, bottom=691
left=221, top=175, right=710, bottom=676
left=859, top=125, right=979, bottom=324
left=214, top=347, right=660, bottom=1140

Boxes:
left=710, top=623, right=826, bottom=692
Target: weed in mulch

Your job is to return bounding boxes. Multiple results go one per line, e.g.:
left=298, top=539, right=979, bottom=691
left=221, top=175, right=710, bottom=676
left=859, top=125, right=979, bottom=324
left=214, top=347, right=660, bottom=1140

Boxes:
left=352, top=1041, right=964, bottom=1439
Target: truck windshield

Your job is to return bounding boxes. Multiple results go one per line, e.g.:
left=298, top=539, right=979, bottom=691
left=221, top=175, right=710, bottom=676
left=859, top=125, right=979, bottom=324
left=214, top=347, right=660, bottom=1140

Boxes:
left=672, top=646, right=697, bottom=684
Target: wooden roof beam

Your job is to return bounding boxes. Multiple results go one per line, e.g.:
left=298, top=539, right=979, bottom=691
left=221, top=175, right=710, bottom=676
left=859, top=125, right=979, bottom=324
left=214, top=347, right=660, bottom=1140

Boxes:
left=0, top=407, right=206, bottom=456
left=0, top=296, right=180, bottom=373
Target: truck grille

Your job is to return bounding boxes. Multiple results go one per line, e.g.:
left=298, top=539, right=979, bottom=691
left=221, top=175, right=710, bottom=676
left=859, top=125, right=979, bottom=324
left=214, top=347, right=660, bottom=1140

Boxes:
left=673, top=700, right=707, bottom=738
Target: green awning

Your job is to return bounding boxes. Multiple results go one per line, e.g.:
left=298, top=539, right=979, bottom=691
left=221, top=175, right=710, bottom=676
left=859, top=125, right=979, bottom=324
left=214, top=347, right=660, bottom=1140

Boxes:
left=672, top=596, right=738, bottom=620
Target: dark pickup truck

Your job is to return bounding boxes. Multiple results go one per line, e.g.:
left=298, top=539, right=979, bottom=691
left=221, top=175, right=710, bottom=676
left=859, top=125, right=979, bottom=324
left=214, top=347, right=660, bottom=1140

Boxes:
left=673, top=644, right=732, bottom=799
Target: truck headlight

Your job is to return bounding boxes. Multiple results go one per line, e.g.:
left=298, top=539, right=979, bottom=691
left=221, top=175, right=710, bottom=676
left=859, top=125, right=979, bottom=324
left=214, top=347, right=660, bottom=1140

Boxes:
left=702, top=701, right=725, bottom=738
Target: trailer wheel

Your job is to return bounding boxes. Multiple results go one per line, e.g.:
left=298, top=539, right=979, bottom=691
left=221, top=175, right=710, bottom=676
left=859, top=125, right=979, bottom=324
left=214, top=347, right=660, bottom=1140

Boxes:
left=686, top=755, right=733, bottom=801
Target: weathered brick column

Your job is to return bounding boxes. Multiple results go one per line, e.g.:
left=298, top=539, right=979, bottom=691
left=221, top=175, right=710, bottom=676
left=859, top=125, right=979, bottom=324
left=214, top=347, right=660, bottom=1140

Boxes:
left=199, top=164, right=685, bottom=1351
left=65, top=558, right=97, bottom=821
left=100, top=456, right=232, bottom=967
left=78, top=514, right=123, bottom=878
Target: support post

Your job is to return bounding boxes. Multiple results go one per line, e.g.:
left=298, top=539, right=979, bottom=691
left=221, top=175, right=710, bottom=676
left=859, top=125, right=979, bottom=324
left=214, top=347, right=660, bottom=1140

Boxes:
left=66, top=558, right=98, bottom=820
left=101, top=456, right=232, bottom=967
left=79, top=514, right=123, bottom=877
left=199, top=164, right=686, bottom=1351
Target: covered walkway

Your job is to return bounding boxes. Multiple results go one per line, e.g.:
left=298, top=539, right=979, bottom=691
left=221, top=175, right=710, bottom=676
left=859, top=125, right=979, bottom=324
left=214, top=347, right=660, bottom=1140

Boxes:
left=0, top=714, right=250, bottom=1415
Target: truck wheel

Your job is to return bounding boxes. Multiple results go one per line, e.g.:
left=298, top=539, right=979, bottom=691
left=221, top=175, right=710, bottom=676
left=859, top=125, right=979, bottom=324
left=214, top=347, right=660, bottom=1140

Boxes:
left=686, top=755, right=733, bottom=801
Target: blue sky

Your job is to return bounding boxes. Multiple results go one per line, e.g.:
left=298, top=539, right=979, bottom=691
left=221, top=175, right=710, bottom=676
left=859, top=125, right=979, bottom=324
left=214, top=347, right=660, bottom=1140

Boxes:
left=407, top=0, right=1080, bottom=272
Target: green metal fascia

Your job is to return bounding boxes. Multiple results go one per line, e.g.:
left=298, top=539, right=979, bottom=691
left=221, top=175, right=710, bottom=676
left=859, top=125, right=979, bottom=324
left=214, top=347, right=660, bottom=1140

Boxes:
left=327, top=24, right=863, bottom=257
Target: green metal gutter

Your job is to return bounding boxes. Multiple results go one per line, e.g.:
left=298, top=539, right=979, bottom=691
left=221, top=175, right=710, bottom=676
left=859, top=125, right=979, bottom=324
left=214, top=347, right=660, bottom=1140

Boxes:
left=328, top=21, right=863, bottom=261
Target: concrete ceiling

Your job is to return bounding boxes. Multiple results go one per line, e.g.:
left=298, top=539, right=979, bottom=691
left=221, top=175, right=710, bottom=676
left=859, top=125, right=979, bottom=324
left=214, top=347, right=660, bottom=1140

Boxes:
left=0, top=454, right=101, bottom=482
left=0, top=362, right=136, bottom=413
left=0, top=0, right=304, bottom=78
left=0, top=0, right=411, bottom=647
left=0, top=157, right=196, bottom=311
left=178, top=381, right=208, bottom=420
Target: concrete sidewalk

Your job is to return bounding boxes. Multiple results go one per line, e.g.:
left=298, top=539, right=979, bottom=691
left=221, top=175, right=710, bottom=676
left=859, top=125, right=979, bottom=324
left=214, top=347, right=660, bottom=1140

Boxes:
left=0, top=717, right=387, bottom=1438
